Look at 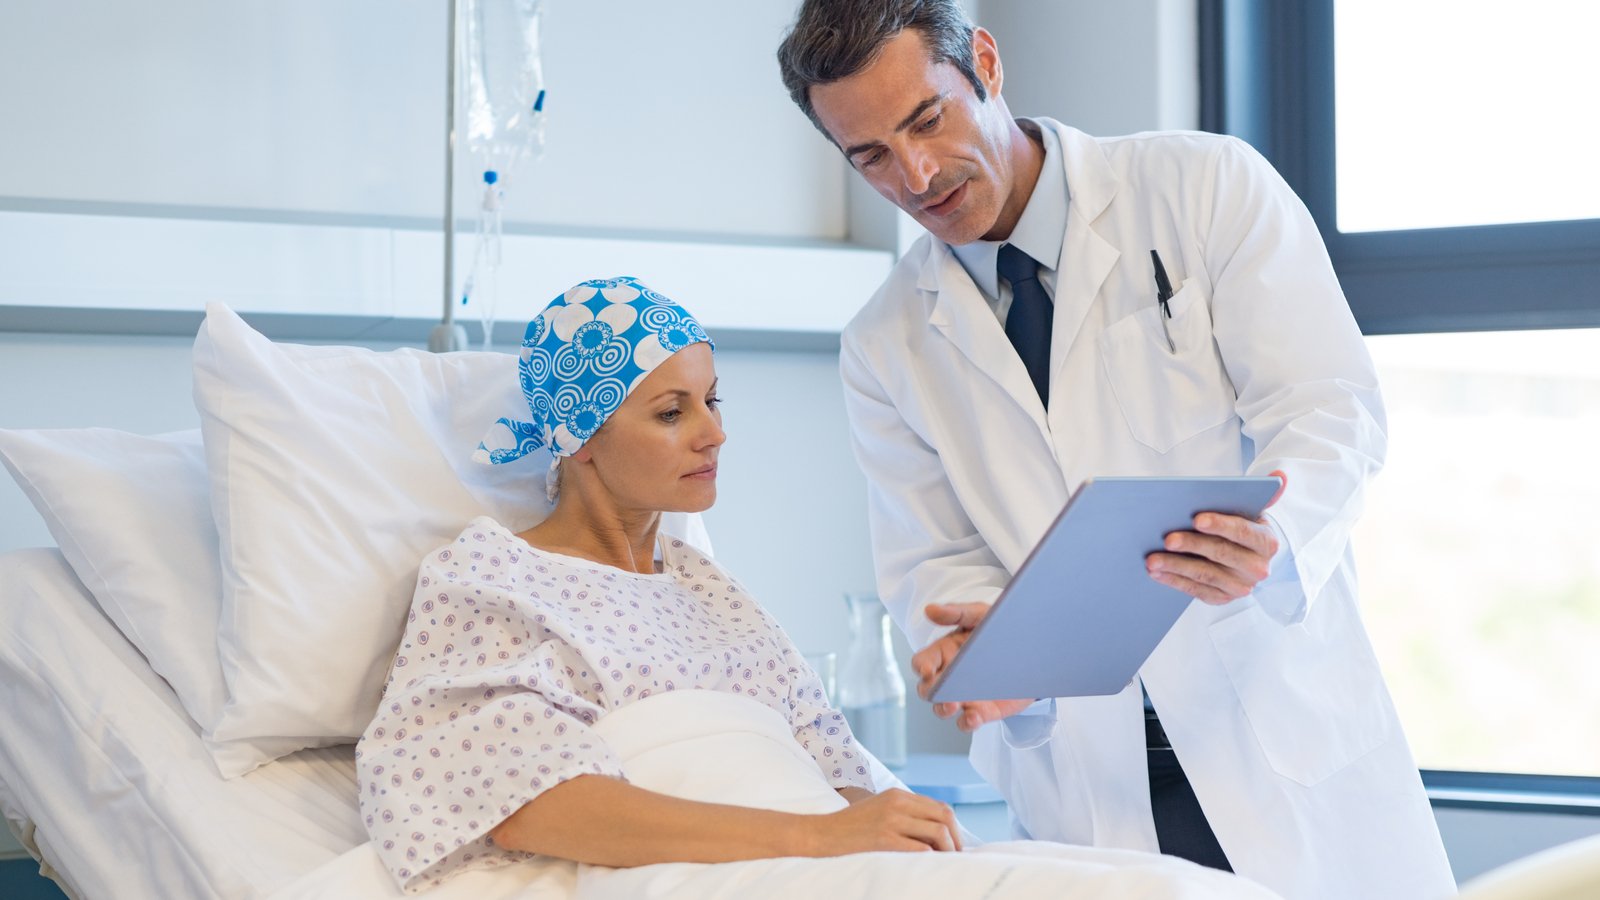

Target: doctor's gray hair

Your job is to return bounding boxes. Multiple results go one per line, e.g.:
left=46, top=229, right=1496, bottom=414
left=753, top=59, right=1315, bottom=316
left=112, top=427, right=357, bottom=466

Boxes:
left=777, top=0, right=987, bottom=143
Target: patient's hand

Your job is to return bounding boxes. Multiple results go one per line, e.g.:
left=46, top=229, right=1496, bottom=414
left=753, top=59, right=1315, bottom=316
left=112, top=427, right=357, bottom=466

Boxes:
left=912, top=603, right=1032, bottom=732
left=810, top=788, right=961, bottom=854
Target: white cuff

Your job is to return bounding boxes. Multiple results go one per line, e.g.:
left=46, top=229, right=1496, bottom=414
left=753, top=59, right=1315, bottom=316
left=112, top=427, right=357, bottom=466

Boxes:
left=1253, top=514, right=1307, bottom=624
left=998, top=698, right=1056, bottom=750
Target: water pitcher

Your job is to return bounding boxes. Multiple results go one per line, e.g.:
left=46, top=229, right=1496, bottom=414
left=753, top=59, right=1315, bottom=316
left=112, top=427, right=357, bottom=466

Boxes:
left=837, top=592, right=907, bottom=767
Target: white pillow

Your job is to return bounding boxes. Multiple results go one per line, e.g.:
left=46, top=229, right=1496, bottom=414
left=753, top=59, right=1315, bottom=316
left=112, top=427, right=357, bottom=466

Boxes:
left=193, top=303, right=710, bottom=777
left=0, top=427, right=229, bottom=730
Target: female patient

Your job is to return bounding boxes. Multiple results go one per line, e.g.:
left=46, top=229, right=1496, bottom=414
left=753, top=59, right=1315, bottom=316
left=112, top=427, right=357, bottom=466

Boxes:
left=358, top=277, right=962, bottom=890
left=357, top=277, right=1273, bottom=899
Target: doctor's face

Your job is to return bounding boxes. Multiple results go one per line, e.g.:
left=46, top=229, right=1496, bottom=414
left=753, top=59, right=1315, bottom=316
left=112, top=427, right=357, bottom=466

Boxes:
left=809, top=27, right=1026, bottom=247
left=576, top=343, right=724, bottom=514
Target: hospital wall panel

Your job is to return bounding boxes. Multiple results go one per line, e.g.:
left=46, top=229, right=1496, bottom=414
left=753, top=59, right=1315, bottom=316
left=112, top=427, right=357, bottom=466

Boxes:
left=977, top=0, right=1200, bottom=136
left=0, top=210, right=890, bottom=342
left=0, top=1, right=886, bottom=341
left=0, top=0, right=845, bottom=241
left=1435, top=806, right=1600, bottom=883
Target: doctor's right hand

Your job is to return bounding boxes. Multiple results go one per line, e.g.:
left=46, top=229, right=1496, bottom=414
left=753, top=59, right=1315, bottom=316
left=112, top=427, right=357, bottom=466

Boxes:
left=912, top=602, right=1032, bottom=732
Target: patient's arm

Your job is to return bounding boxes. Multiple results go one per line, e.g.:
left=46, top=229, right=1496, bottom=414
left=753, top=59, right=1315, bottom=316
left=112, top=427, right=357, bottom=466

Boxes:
left=489, top=774, right=960, bottom=867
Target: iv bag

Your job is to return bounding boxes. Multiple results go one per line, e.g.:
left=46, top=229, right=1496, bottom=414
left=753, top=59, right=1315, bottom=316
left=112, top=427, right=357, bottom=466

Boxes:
left=459, top=0, right=549, bottom=351
left=463, top=0, right=548, bottom=182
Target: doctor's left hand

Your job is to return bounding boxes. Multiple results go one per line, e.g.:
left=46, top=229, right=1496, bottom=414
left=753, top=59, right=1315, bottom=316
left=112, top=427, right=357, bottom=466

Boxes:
left=1146, top=470, right=1287, bottom=605
left=912, top=602, right=1032, bottom=732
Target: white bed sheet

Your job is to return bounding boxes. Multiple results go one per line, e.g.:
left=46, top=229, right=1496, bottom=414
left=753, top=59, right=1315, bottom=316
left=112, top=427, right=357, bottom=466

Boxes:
left=277, top=689, right=1277, bottom=900
left=0, top=549, right=366, bottom=899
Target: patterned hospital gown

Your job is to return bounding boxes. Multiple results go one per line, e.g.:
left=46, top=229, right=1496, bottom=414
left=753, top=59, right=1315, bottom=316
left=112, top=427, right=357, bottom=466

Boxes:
left=357, top=516, right=871, bottom=891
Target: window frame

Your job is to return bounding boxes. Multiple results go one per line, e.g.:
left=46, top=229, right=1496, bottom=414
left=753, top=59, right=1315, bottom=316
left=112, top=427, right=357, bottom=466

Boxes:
left=1199, top=0, right=1600, bottom=336
left=1424, top=771, right=1600, bottom=815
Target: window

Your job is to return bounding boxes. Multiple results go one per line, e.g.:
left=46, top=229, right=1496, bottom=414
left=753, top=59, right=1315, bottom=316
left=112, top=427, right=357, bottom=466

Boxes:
left=1334, top=1, right=1600, bottom=233
left=1356, top=329, right=1600, bottom=776
left=1203, top=0, right=1600, bottom=779
left=1203, top=0, right=1600, bottom=336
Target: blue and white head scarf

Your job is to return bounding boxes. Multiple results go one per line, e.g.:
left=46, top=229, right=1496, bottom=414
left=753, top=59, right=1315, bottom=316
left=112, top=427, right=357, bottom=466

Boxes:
left=474, top=276, right=714, bottom=469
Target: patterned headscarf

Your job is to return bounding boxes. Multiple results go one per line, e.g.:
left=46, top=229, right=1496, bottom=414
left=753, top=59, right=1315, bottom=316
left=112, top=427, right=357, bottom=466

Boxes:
left=473, top=276, right=714, bottom=467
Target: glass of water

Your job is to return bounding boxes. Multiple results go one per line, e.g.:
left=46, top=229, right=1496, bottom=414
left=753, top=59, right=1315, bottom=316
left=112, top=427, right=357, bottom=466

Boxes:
left=801, top=650, right=837, bottom=703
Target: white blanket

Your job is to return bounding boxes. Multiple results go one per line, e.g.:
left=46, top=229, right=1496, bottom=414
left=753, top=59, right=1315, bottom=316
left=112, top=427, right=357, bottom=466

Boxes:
left=272, top=691, right=1279, bottom=899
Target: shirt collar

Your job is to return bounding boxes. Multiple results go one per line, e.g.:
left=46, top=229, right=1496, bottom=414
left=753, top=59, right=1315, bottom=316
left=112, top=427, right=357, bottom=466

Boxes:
left=951, top=119, right=1068, bottom=300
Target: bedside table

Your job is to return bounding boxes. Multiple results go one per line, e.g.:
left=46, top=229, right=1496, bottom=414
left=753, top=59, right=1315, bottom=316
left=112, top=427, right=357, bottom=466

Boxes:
left=893, top=752, right=1012, bottom=843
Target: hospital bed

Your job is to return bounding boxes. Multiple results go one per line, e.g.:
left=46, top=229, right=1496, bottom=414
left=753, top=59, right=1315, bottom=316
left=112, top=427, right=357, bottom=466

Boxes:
left=0, top=305, right=1329, bottom=899
left=0, top=547, right=365, bottom=898
left=0, top=546, right=1284, bottom=899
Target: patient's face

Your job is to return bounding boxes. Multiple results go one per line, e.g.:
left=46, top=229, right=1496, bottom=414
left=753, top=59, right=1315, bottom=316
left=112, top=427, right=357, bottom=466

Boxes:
left=582, top=343, right=723, bottom=513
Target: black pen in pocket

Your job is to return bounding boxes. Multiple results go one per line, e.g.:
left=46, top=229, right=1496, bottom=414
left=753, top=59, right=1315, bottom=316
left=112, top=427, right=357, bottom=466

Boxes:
left=1150, top=250, right=1176, bottom=354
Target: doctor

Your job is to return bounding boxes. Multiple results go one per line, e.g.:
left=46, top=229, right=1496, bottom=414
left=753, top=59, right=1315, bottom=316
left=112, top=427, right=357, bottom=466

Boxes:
left=776, top=1, right=1454, bottom=898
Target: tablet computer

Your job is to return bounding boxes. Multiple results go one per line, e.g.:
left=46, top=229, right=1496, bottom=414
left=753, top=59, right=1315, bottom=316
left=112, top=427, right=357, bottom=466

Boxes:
left=928, top=476, right=1281, bottom=703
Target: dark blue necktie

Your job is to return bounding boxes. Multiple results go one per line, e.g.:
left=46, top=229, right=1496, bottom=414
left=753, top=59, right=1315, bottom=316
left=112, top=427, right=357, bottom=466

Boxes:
left=998, top=243, right=1053, bottom=407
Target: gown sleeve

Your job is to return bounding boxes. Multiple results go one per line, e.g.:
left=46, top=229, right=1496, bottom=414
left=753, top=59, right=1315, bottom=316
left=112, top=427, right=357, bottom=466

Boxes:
left=357, top=547, right=626, bottom=892
left=766, top=612, right=874, bottom=792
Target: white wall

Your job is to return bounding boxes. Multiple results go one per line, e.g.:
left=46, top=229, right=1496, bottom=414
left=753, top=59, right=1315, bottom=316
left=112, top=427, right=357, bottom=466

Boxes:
left=1436, top=807, right=1600, bottom=883
left=0, top=1, right=878, bottom=336
left=977, top=0, right=1199, bottom=136
left=0, top=0, right=841, bottom=239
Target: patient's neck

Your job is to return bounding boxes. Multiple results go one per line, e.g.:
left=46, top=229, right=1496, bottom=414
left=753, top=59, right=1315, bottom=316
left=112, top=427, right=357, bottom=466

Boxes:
left=517, top=488, right=662, bottom=576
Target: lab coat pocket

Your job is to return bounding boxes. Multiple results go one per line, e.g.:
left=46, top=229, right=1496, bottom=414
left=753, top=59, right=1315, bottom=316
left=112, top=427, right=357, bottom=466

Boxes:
left=1208, top=603, right=1393, bottom=787
left=1098, top=282, right=1236, bottom=454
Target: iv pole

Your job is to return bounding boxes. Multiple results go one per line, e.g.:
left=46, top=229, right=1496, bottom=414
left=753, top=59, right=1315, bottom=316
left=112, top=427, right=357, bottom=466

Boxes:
left=429, top=0, right=469, bottom=353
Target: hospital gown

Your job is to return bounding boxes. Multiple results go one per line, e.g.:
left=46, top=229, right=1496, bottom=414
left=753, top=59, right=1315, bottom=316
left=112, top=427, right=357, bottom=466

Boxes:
left=357, top=516, right=871, bottom=891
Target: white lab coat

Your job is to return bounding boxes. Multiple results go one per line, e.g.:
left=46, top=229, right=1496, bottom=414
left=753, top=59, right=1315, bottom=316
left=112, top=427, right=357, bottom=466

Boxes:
left=840, top=122, right=1455, bottom=900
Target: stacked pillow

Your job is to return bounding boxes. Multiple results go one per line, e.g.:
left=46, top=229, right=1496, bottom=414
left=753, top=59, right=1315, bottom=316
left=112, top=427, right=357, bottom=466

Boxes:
left=0, top=303, right=711, bottom=777
left=0, top=428, right=228, bottom=730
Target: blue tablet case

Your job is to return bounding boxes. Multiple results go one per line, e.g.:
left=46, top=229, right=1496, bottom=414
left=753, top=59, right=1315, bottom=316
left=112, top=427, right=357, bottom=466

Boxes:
left=928, top=476, right=1282, bottom=703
